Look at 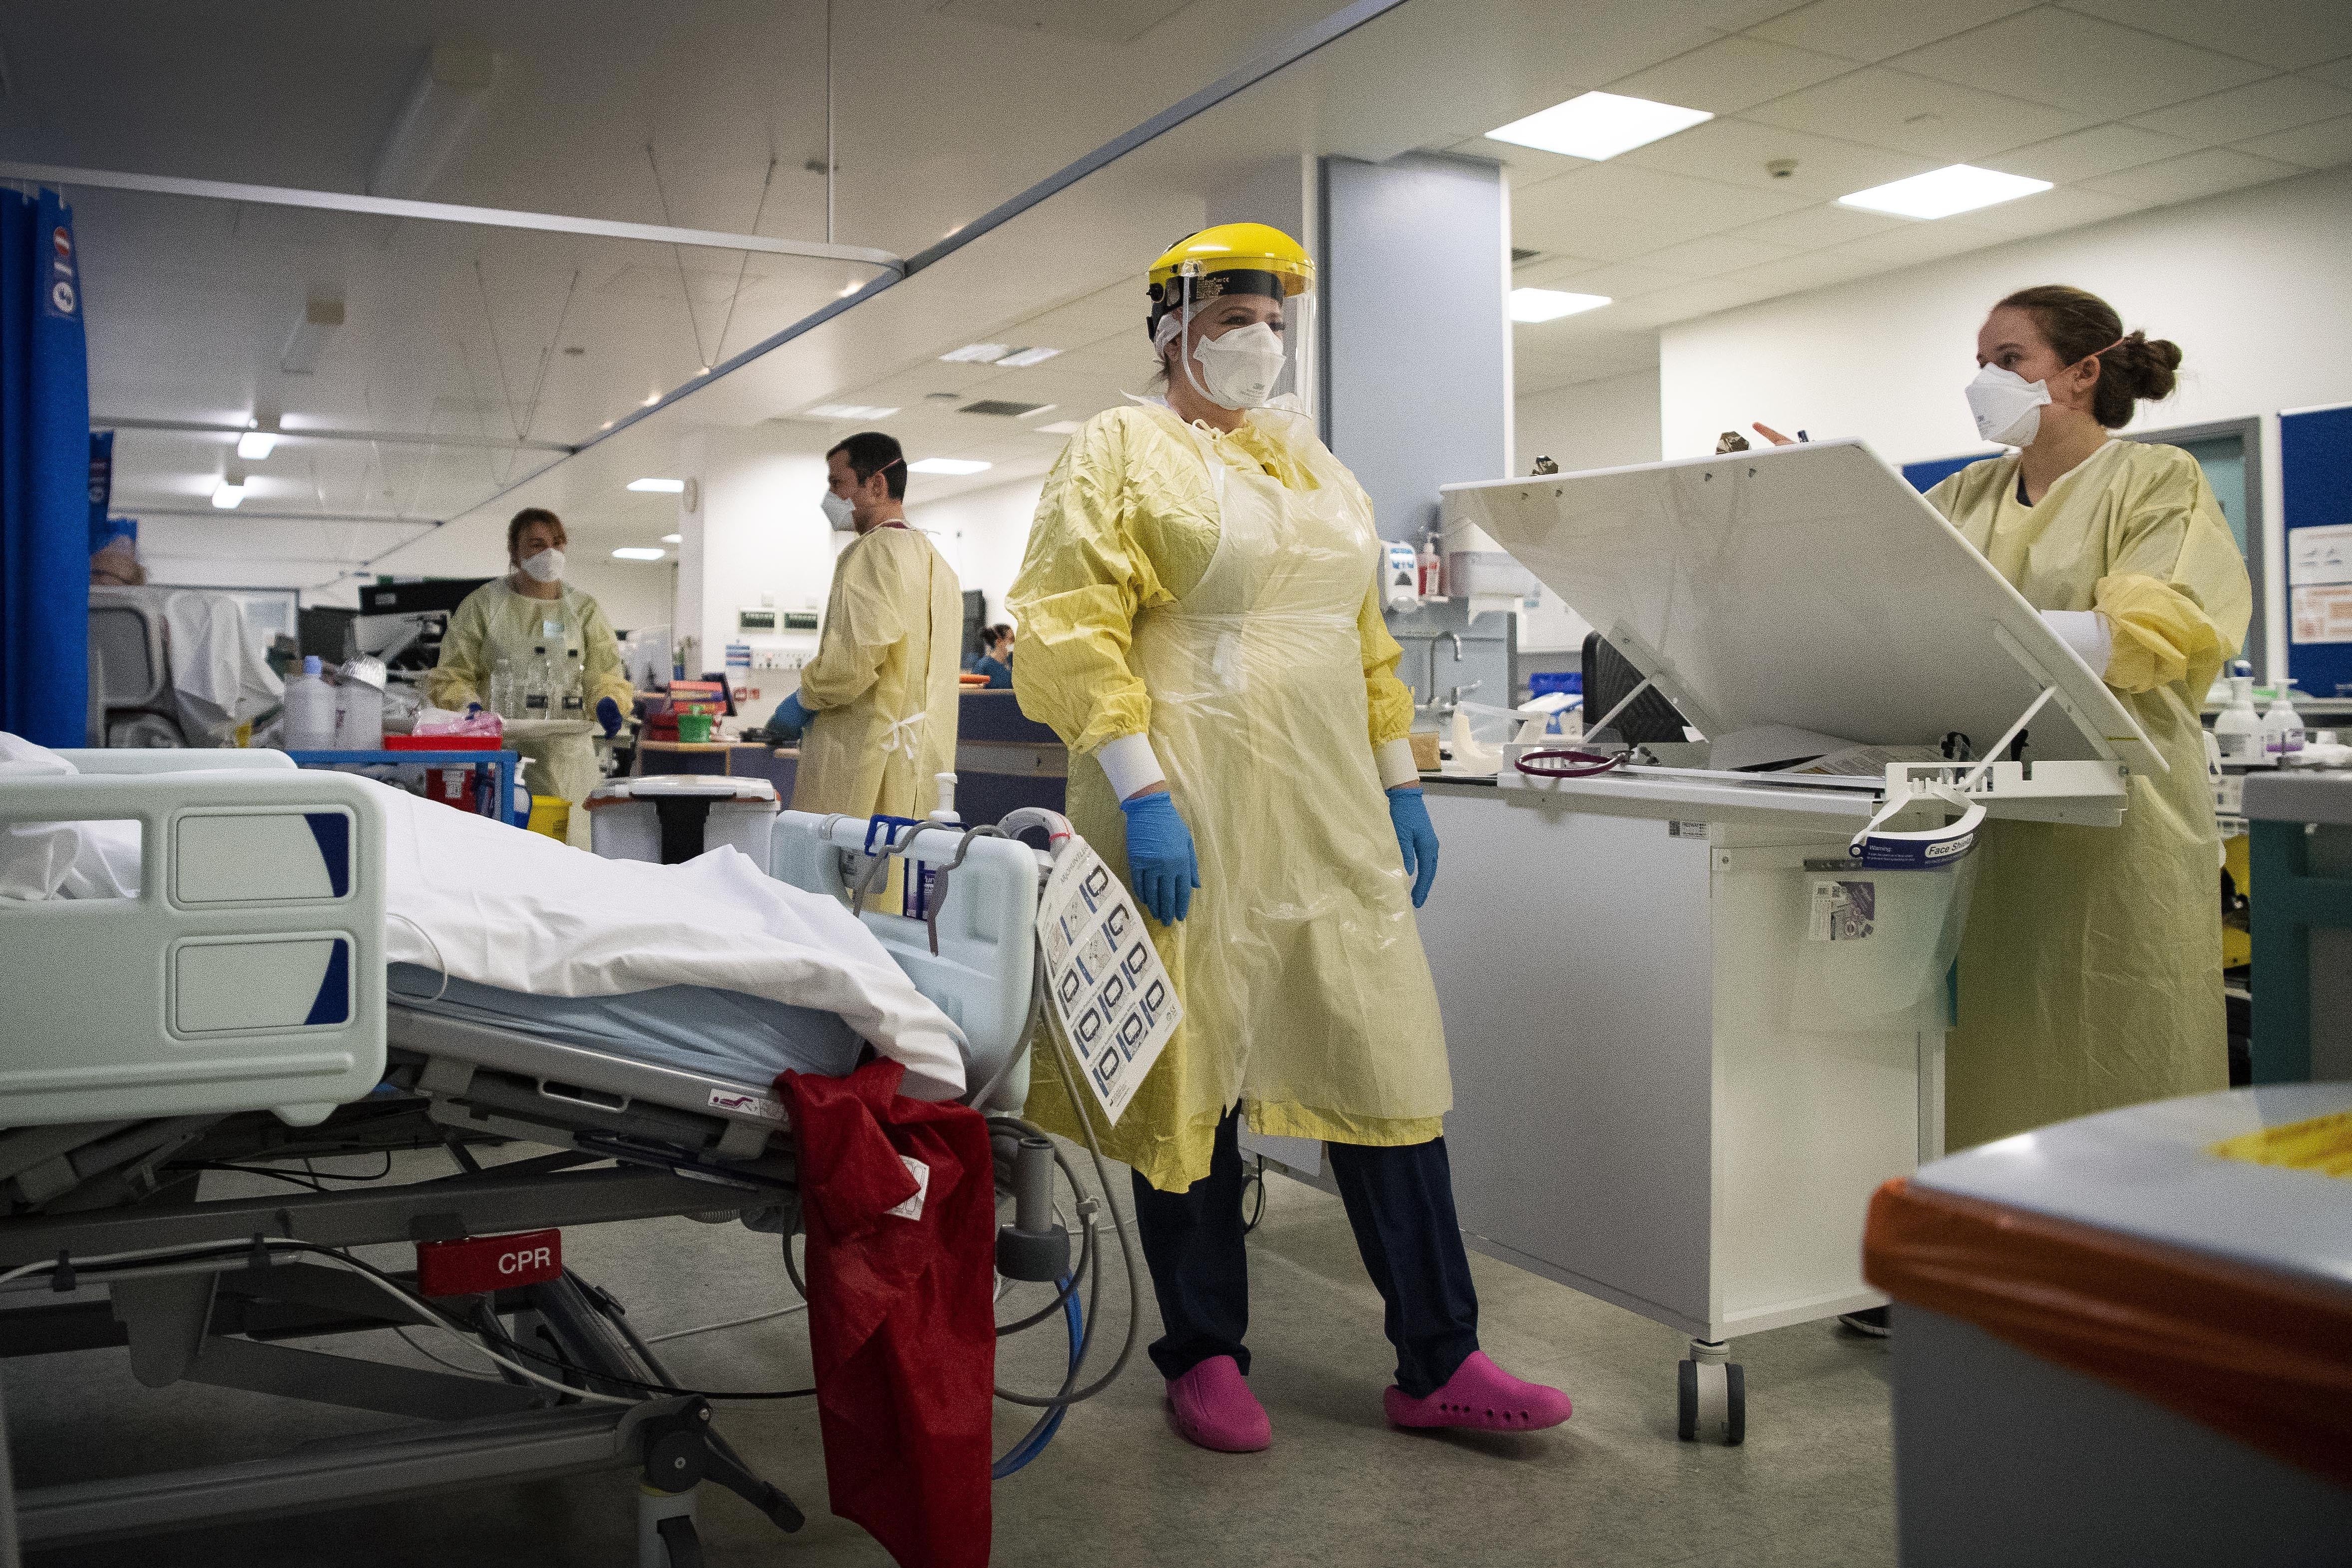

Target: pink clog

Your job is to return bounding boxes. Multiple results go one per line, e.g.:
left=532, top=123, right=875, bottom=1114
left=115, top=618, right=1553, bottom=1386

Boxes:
left=1165, top=1355, right=1273, bottom=1453
left=1383, top=1351, right=1571, bottom=1432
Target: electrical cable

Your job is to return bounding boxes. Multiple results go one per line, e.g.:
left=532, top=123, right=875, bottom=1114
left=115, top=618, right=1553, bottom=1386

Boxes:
left=644, top=1299, right=810, bottom=1346
left=1239, top=1153, right=1267, bottom=1236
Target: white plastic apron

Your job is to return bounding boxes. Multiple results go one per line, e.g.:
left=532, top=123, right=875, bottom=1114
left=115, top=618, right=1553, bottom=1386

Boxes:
left=1059, top=404, right=1450, bottom=1176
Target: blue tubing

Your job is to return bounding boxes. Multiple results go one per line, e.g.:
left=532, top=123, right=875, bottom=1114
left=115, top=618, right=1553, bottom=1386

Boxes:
left=991, top=1277, right=1083, bottom=1478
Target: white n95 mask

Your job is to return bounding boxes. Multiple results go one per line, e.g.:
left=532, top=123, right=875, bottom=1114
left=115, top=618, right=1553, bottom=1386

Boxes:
left=518, top=547, right=565, bottom=584
left=1190, top=322, right=1286, bottom=410
left=1965, top=365, right=2052, bottom=448
left=820, top=490, right=857, bottom=531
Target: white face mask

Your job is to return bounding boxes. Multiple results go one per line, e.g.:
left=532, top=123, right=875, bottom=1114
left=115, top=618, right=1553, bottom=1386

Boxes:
left=820, top=490, right=857, bottom=530
left=1965, top=364, right=2052, bottom=448
left=1189, top=322, right=1286, bottom=410
left=517, top=547, right=565, bottom=584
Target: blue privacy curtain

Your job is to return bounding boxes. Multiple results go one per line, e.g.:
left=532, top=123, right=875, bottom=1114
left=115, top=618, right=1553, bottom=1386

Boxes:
left=0, top=185, right=91, bottom=745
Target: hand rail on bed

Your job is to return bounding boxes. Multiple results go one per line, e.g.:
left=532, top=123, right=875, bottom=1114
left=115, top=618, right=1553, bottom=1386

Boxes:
left=0, top=757, right=388, bottom=1129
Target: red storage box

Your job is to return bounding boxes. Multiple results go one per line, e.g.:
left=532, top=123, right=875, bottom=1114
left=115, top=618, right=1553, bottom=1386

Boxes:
left=386, top=732, right=500, bottom=812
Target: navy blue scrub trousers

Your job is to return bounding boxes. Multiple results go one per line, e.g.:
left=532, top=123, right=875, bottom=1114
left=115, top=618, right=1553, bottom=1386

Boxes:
left=1129, top=1106, right=1481, bottom=1399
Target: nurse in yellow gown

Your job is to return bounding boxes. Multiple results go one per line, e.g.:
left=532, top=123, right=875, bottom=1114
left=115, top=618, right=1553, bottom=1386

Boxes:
left=1926, top=286, right=2251, bottom=1148
left=425, top=507, right=634, bottom=847
left=1009, top=224, right=1568, bottom=1451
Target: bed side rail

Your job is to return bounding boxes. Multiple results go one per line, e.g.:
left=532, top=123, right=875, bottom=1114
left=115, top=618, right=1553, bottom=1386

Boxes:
left=0, top=765, right=387, bottom=1129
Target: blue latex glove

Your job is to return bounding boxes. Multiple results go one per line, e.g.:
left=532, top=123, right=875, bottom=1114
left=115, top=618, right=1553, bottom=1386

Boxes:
left=769, top=691, right=810, bottom=742
left=596, top=696, right=623, bottom=736
left=1120, top=789, right=1199, bottom=925
left=1388, top=785, right=1439, bottom=908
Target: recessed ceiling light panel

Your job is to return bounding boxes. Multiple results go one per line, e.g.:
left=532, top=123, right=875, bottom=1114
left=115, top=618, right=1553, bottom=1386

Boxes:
left=612, top=547, right=667, bottom=561
left=801, top=402, right=900, bottom=420
left=996, top=347, right=1062, bottom=368
left=627, top=477, right=685, bottom=493
left=1487, top=91, right=1713, bottom=161
left=1036, top=420, right=1083, bottom=435
left=908, top=458, right=993, bottom=475
left=939, top=343, right=1012, bottom=364
left=1510, top=289, right=1612, bottom=323
left=236, top=430, right=277, bottom=459
left=1837, top=164, right=2052, bottom=220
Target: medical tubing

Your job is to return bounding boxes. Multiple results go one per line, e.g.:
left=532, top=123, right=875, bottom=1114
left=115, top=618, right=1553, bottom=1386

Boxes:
left=644, top=1300, right=810, bottom=1345
left=987, top=914, right=1146, bottom=1409
left=992, top=1278, right=1082, bottom=1479
left=384, top=910, right=454, bottom=1003
left=986, top=1120, right=1095, bottom=1336
left=964, top=939, right=1050, bottom=1114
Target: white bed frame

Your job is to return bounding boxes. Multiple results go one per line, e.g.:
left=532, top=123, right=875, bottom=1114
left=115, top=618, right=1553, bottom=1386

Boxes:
left=0, top=749, right=1050, bottom=1566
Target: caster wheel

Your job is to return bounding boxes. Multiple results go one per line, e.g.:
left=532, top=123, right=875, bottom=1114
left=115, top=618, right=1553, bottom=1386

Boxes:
left=1677, top=1356, right=1746, bottom=1444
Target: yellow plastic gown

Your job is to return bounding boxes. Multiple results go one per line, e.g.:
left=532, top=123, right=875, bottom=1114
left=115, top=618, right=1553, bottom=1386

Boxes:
left=1009, top=402, right=1448, bottom=1192
left=1928, top=440, right=2251, bottom=1149
left=424, top=579, right=634, bottom=847
left=792, top=524, right=963, bottom=821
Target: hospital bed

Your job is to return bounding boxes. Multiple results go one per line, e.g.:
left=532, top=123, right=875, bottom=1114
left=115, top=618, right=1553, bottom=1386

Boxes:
left=0, top=750, right=1098, bottom=1565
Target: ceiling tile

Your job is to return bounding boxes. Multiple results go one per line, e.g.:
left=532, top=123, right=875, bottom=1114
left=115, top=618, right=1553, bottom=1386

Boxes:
left=1746, top=0, right=2040, bottom=65
left=1608, top=274, right=1788, bottom=327
left=2059, top=0, right=2352, bottom=71
left=1890, top=9, right=2272, bottom=120
left=1826, top=218, right=2011, bottom=271
left=1617, top=115, right=1941, bottom=201
left=1604, top=35, right=1860, bottom=114
left=1981, top=122, right=2200, bottom=182
left=1460, top=134, right=1594, bottom=182
left=2078, top=145, right=2307, bottom=204
left=1553, top=261, right=1695, bottom=300
left=1636, top=233, right=1802, bottom=275
left=2233, top=113, right=2352, bottom=168
left=1699, top=248, right=1891, bottom=306
left=1729, top=202, right=1910, bottom=249
left=2306, top=59, right=2352, bottom=90
left=1742, top=67, right=2092, bottom=161
left=2128, top=75, right=2352, bottom=146
left=1511, top=254, right=1610, bottom=290
left=1939, top=183, right=2145, bottom=238
left=1510, top=162, right=1812, bottom=261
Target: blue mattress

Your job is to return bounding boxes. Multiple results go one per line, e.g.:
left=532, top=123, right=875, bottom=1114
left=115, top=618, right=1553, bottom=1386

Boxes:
left=388, top=964, right=864, bottom=1084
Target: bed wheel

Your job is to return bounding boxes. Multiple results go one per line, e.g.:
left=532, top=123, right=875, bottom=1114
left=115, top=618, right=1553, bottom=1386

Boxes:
left=1676, top=1358, right=1697, bottom=1441
left=657, top=1515, right=705, bottom=1568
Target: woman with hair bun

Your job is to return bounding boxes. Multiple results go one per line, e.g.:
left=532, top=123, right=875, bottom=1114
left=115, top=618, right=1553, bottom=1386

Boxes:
left=1928, top=284, right=2251, bottom=1150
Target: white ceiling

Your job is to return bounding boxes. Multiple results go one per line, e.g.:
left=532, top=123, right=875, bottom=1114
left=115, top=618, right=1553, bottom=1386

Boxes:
left=7, top=0, right=2348, bottom=591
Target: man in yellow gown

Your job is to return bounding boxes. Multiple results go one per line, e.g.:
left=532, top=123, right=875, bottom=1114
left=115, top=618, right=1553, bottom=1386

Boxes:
left=771, top=431, right=962, bottom=821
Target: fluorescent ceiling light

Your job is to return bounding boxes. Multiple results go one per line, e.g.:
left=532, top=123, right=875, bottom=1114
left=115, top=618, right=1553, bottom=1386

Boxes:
left=803, top=402, right=899, bottom=419
left=662, top=532, right=682, bottom=543
left=236, top=430, right=278, bottom=459
left=368, top=42, right=496, bottom=199
left=279, top=296, right=344, bottom=375
left=939, top=343, right=1012, bottom=364
left=996, top=347, right=1062, bottom=368
left=1036, top=420, right=1083, bottom=435
left=627, top=477, right=685, bottom=493
left=1837, top=164, right=2052, bottom=220
left=1487, top=91, right=1712, bottom=161
left=908, top=458, right=992, bottom=475
left=1511, top=289, right=1612, bottom=323
left=211, top=480, right=246, bottom=509
left=612, top=547, right=667, bottom=561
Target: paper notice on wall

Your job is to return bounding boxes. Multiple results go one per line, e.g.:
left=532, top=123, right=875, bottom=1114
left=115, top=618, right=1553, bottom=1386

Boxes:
left=2292, top=583, right=2352, bottom=645
left=2288, top=524, right=2352, bottom=587
left=1039, top=840, right=1180, bottom=1126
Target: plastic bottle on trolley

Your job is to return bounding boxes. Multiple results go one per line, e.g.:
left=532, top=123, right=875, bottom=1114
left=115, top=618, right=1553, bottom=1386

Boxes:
left=560, top=648, right=585, bottom=720
left=489, top=656, right=516, bottom=718
left=522, top=646, right=553, bottom=720
left=2211, top=671, right=2263, bottom=764
left=283, top=656, right=337, bottom=750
